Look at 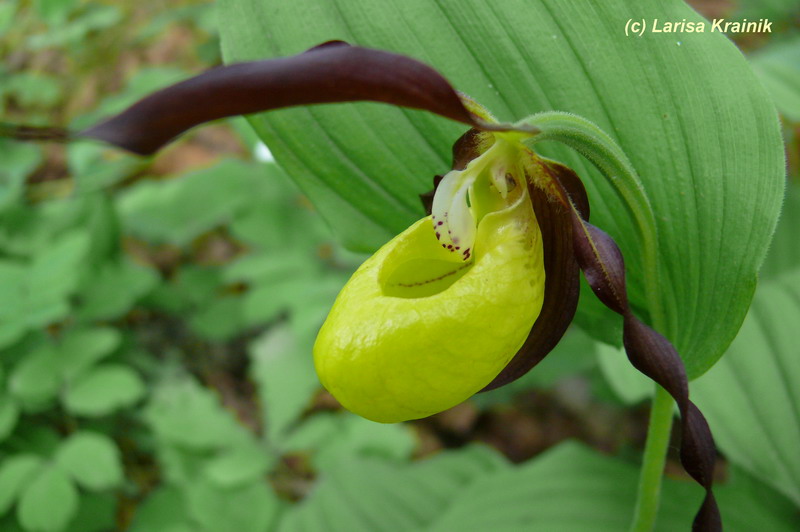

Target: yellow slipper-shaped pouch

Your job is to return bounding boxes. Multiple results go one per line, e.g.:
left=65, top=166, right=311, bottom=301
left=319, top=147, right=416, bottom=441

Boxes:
left=314, top=181, right=545, bottom=423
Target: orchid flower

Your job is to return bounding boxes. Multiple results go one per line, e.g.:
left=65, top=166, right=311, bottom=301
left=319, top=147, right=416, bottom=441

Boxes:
left=3, top=41, right=721, bottom=531
left=315, top=130, right=549, bottom=423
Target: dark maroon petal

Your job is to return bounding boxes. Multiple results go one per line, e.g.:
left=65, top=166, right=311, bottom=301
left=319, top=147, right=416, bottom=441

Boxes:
left=571, top=217, right=627, bottom=315
left=78, top=42, right=523, bottom=156
left=568, top=207, right=721, bottom=531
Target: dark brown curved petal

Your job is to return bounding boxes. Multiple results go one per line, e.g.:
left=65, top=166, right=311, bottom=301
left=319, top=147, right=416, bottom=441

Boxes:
left=79, top=42, right=528, bottom=156
left=567, top=200, right=721, bottom=531
left=571, top=217, right=627, bottom=315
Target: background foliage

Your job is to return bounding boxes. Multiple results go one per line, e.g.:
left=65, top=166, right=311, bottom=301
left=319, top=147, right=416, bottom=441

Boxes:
left=0, top=0, right=798, bottom=531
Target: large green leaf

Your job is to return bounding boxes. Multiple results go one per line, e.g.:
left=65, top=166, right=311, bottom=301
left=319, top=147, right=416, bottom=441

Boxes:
left=692, top=268, right=800, bottom=506
left=218, top=0, right=784, bottom=377
left=277, top=441, right=798, bottom=531
left=277, top=444, right=507, bottom=531
left=434, top=443, right=799, bottom=532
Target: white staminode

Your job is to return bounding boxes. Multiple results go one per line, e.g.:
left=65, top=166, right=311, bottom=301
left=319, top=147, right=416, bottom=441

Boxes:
left=430, top=139, right=516, bottom=262
left=430, top=169, right=477, bottom=261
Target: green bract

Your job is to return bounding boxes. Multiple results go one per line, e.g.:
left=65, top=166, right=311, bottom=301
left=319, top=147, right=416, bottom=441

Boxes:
left=314, top=140, right=544, bottom=423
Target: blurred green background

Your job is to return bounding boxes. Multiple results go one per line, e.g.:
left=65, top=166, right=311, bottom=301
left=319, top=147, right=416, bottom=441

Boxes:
left=0, top=1, right=798, bottom=531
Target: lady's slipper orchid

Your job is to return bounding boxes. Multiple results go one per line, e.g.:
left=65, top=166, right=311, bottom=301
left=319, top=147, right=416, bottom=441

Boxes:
left=5, top=41, right=720, bottom=531
left=315, top=134, right=546, bottom=423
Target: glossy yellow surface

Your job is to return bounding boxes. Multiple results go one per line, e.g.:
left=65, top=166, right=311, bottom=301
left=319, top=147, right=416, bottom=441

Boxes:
left=313, top=191, right=545, bottom=423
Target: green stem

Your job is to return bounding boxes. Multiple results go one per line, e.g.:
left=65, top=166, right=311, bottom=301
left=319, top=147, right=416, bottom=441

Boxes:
left=630, top=384, right=675, bottom=532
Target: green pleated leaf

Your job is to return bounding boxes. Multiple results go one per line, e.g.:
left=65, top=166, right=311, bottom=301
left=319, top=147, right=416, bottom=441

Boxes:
left=693, top=268, right=800, bottom=506
left=218, top=0, right=784, bottom=377
left=707, top=465, right=800, bottom=532
left=430, top=443, right=653, bottom=532
left=276, top=441, right=799, bottom=531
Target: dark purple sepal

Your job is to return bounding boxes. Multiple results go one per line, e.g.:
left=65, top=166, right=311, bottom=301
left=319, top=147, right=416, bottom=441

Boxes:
left=79, top=43, right=521, bottom=155
left=568, top=207, right=721, bottom=532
